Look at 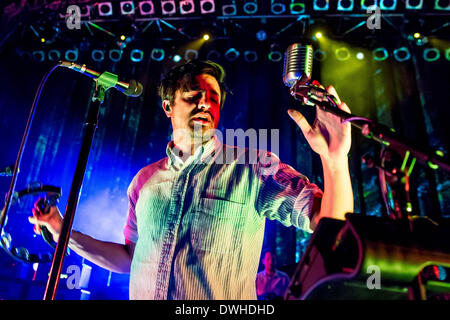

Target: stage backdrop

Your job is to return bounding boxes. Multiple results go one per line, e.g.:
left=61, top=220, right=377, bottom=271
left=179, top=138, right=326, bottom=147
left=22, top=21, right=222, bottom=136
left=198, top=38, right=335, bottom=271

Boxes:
left=0, top=1, right=449, bottom=300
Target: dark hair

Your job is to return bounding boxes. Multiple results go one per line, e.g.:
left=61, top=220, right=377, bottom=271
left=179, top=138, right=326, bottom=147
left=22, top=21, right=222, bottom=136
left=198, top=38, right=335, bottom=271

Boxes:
left=158, top=60, right=227, bottom=109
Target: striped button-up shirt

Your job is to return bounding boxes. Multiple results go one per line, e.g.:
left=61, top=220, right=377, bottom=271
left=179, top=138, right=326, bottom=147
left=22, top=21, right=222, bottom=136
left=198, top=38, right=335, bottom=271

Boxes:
left=124, top=135, right=322, bottom=300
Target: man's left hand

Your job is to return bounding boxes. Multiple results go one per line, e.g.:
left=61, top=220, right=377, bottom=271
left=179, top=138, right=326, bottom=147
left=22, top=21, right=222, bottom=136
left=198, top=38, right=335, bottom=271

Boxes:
left=287, top=85, right=351, bottom=163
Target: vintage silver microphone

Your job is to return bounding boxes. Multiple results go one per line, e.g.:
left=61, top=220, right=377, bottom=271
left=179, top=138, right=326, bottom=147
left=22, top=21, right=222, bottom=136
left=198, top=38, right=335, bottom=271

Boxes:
left=283, top=43, right=339, bottom=107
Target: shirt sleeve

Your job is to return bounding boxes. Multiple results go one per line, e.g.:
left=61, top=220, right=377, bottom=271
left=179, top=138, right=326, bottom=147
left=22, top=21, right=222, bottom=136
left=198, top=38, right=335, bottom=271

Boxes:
left=254, top=151, right=323, bottom=233
left=123, top=181, right=139, bottom=244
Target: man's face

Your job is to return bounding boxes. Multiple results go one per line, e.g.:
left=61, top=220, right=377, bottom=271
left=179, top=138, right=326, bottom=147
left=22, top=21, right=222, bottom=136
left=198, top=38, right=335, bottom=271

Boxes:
left=164, top=73, right=221, bottom=140
left=262, top=252, right=275, bottom=270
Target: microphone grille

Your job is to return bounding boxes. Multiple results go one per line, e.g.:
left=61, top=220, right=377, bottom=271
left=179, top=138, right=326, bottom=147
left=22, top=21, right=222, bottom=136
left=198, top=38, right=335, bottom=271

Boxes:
left=283, top=44, right=313, bottom=87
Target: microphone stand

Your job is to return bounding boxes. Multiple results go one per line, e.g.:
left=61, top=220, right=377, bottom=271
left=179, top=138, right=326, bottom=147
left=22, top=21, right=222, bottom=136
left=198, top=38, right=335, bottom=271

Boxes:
left=43, top=71, right=118, bottom=300
left=290, top=77, right=450, bottom=174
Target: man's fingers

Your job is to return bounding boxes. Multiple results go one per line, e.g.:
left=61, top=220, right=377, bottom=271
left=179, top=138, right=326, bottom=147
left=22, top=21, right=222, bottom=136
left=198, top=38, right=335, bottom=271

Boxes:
left=28, top=215, right=42, bottom=234
left=34, top=224, right=41, bottom=235
left=288, top=109, right=312, bottom=137
left=326, top=85, right=342, bottom=105
left=340, top=102, right=351, bottom=113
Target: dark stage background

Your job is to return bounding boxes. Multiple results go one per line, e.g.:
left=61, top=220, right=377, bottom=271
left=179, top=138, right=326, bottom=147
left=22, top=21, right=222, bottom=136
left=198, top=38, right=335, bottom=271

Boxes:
left=0, top=0, right=449, bottom=300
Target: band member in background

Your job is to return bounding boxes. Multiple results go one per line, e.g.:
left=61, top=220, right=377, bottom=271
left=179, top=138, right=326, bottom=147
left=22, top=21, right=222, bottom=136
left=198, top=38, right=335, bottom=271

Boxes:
left=256, top=250, right=291, bottom=300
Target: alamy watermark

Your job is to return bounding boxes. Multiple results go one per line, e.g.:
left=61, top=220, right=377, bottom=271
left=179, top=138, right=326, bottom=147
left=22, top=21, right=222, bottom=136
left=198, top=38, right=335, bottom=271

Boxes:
left=66, top=5, right=81, bottom=30
left=367, top=5, right=382, bottom=30
left=366, top=265, right=382, bottom=290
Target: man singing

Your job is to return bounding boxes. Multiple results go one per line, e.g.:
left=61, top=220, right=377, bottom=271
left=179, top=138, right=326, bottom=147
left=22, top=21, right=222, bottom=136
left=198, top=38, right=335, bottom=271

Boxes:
left=29, top=60, right=353, bottom=299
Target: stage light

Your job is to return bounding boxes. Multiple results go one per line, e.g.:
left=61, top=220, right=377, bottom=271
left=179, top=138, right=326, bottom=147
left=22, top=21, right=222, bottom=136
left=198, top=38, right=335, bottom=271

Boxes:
left=207, top=50, right=221, bottom=60
left=423, top=48, right=440, bottom=61
left=161, top=0, right=176, bottom=15
left=65, top=48, right=79, bottom=61
left=415, top=36, right=428, bottom=46
left=313, top=49, right=327, bottom=61
left=173, top=54, right=182, bottom=62
left=40, top=38, right=46, bottom=43
left=393, top=47, right=411, bottom=62
left=48, top=49, right=61, bottom=61
left=256, top=30, right=267, bottom=41
left=315, top=32, right=323, bottom=39
left=405, top=0, right=423, bottom=9
left=185, top=49, right=199, bottom=61
left=244, top=50, right=258, bottom=62
left=225, top=48, right=240, bottom=61
left=200, top=0, right=215, bottom=14
left=373, top=47, right=388, bottom=61
left=203, top=34, right=211, bottom=41
left=290, top=0, right=305, bottom=14
left=335, top=47, right=351, bottom=61
left=98, top=2, right=113, bottom=16
left=207, top=50, right=221, bottom=61
left=222, top=2, right=237, bottom=15
left=356, top=51, right=365, bottom=60
left=32, top=50, right=45, bottom=62
left=268, top=50, right=283, bottom=62
left=109, top=49, right=122, bottom=62
left=17, top=50, right=32, bottom=61
left=313, top=0, right=329, bottom=10
left=180, top=0, right=195, bottom=14
left=120, top=35, right=126, bottom=41
left=138, top=1, right=155, bottom=15
left=92, top=49, right=105, bottom=62
left=79, top=4, right=91, bottom=17
left=380, top=0, right=397, bottom=10
left=338, top=0, right=354, bottom=11
left=243, top=0, right=258, bottom=14
left=151, top=48, right=165, bottom=61
left=435, top=0, right=450, bottom=10
left=446, top=48, right=450, bottom=61
left=130, top=49, right=144, bottom=62
left=120, top=1, right=135, bottom=15
left=271, top=0, right=286, bottom=14
left=360, top=0, right=378, bottom=10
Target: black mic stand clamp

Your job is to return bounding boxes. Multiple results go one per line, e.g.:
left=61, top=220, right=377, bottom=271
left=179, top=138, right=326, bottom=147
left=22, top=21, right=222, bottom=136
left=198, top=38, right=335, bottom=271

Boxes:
left=289, top=75, right=339, bottom=108
left=43, top=71, right=119, bottom=300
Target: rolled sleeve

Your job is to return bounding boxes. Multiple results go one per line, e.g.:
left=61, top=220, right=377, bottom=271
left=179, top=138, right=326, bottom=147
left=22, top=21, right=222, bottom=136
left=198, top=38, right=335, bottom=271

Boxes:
left=255, top=151, right=323, bottom=232
left=124, top=184, right=139, bottom=244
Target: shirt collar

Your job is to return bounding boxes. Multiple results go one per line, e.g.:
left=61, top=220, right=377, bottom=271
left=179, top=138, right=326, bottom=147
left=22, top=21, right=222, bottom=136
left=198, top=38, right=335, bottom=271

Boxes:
left=166, top=134, right=222, bottom=170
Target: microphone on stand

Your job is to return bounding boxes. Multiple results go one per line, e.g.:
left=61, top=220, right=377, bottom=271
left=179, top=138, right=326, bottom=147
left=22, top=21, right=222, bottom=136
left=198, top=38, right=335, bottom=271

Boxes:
left=282, top=43, right=339, bottom=108
left=282, top=43, right=313, bottom=87
left=58, top=61, right=143, bottom=97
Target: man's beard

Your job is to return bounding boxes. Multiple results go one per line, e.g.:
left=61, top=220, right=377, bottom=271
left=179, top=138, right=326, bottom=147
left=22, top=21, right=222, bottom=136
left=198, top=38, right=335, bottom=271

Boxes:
left=191, top=121, right=215, bottom=143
